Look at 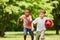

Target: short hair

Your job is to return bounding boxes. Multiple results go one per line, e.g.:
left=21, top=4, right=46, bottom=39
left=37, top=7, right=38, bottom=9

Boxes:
left=25, top=8, right=31, bottom=12
left=38, top=9, right=46, bottom=14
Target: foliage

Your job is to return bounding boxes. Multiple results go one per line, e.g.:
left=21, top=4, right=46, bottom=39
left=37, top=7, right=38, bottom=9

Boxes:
left=0, top=0, right=59, bottom=31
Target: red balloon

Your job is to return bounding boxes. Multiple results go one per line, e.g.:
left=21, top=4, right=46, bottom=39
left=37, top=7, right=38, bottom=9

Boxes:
left=45, top=20, right=53, bottom=28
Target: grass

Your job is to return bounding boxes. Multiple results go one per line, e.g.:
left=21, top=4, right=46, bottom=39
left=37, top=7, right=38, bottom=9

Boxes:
left=0, top=30, right=60, bottom=40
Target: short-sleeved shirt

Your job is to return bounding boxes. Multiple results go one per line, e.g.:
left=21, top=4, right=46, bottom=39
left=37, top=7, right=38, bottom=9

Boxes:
left=33, top=17, right=48, bottom=31
left=20, top=15, right=32, bottom=29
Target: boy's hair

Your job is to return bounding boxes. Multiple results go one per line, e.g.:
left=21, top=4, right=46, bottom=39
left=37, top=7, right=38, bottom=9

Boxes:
left=38, top=9, right=46, bottom=14
left=25, top=8, right=31, bottom=12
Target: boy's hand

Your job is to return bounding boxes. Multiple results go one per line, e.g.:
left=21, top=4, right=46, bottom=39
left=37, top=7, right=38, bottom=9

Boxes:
left=52, top=22, right=54, bottom=26
left=50, top=20, right=54, bottom=26
left=17, top=22, right=20, bottom=26
left=17, top=18, right=20, bottom=27
left=31, top=27, right=34, bottom=31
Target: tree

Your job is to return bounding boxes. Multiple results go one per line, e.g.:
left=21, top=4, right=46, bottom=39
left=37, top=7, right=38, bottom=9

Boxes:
left=0, top=0, right=59, bottom=37
left=52, top=0, right=60, bottom=34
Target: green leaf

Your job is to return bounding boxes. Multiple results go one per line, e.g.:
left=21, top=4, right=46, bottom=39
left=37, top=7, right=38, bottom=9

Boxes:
left=10, top=20, right=16, bottom=24
left=1, top=0, right=9, bottom=2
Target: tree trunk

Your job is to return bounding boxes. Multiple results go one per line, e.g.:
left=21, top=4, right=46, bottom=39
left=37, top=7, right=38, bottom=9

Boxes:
left=56, top=28, right=59, bottom=34
left=0, top=3, right=5, bottom=37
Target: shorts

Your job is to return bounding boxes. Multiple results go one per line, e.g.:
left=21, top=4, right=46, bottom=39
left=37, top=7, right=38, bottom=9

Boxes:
left=36, top=30, right=45, bottom=40
left=24, top=27, right=34, bottom=36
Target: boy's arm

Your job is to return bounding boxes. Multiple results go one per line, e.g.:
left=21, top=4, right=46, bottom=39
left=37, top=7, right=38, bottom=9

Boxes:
left=17, top=15, right=23, bottom=26
left=31, top=18, right=38, bottom=31
left=31, top=22, right=34, bottom=31
left=17, top=18, right=20, bottom=26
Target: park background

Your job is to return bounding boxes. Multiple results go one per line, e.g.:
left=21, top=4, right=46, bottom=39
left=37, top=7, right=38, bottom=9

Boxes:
left=0, top=0, right=60, bottom=40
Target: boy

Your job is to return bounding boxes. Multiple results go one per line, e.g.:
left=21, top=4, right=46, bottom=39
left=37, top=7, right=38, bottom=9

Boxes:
left=32, top=9, right=53, bottom=40
left=17, top=8, right=34, bottom=40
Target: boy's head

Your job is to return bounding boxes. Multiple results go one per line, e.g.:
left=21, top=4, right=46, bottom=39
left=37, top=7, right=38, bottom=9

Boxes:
left=24, top=8, right=30, bottom=17
left=38, top=9, right=46, bottom=18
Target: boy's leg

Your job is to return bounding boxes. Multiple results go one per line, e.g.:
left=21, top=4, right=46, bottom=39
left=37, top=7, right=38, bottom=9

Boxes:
left=40, top=30, right=45, bottom=40
left=24, top=28, right=28, bottom=40
left=29, top=29, right=34, bottom=40
left=36, top=31, right=40, bottom=40
left=24, top=35, right=26, bottom=40
left=41, top=38, right=44, bottom=40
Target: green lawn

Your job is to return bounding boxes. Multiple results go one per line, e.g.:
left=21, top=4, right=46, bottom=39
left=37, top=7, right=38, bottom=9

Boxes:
left=0, top=30, right=60, bottom=40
